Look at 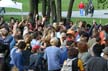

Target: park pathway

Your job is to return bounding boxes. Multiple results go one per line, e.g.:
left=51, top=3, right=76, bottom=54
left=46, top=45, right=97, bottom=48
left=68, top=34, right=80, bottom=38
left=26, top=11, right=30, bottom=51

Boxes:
left=0, top=10, right=108, bottom=19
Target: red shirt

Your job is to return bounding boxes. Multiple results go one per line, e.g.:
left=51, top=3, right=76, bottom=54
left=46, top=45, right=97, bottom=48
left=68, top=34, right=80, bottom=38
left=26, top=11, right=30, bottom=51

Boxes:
left=79, top=3, right=85, bottom=9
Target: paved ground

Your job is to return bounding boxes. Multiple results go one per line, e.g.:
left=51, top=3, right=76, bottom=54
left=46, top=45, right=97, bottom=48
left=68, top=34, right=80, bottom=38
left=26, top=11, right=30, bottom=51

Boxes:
left=0, top=10, right=108, bottom=18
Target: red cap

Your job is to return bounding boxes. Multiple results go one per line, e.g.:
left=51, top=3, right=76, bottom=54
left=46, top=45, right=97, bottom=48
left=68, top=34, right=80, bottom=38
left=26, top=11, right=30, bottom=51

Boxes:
left=32, top=45, right=40, bottom=51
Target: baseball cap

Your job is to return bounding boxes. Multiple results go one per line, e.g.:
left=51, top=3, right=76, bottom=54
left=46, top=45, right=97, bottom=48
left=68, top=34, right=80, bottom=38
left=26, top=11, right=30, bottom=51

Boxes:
left=32, top=45, right=40, bottom=51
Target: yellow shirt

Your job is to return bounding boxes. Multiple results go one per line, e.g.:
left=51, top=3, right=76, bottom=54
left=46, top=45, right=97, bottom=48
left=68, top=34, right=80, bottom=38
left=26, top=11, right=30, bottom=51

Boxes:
left=78, top=59, right=85, bottom=71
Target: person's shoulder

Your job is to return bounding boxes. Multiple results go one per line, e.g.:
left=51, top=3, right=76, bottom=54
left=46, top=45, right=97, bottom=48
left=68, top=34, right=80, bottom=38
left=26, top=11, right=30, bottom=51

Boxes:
left=78, top=58, right=83, bottom=64
left=30, top=53, right=38, bottom=58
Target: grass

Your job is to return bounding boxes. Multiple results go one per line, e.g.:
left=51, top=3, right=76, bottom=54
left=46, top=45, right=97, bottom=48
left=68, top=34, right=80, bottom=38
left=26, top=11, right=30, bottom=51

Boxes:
left=5, top=0, right=108, bottom=12
left=4, top=15, right=108, bottom=25
left=71, top=18, right=108, bottom=25
left=3, top=0, right=108, bottom=24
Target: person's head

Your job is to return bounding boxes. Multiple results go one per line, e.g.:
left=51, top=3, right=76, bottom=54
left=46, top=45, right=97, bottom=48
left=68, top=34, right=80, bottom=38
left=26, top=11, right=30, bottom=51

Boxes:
left=10, top=17, right=15, bottom=24
left=0, top=27, right=9, bottom=37
left=32, top=31, right=42, bottom=40
left=53, top=22, right=59, bottom=31
left=69, top=21, right=73, bottom=27
left=77, top=41, right=88, bottom=53
left=14, top=34, right=22, bottom=42
left=80, top=31, right=89, bottom=42
left=37, top=25, right=43, bottom=32
left=32, top=45, right=40, bottom=53
left=50, top=37, right=59, bottom=46
left=56, top=38, right=61, bottom=47
left=17, top=41, right=26, bottom=50
left=66, top=40, right=74, bottom=48
left=92, top=44, right=103, bottom=57
left=60, top=32, right=66, bottom=40
left=67, top=29, right=75, bottom=40
left=23, top=33, right=32, bottom=43
left=96, top=36, right=101, bottom=44
left=68, top=47, right=79, bottom=58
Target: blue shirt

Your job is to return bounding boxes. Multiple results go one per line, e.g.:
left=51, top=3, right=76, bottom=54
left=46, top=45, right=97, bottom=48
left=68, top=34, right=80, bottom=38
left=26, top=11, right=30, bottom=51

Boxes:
left=10, top=47, right=17, bottom=65
left=10, top=38, right=16, bottom=50
left=60, top=47, right=68, bottom=65
left=13, top=50, right=25, bottom=71
left=44, top=46, right=61, bottom=70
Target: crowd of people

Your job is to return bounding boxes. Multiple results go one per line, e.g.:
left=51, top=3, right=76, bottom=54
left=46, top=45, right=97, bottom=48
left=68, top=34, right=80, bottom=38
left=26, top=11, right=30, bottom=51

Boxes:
left=0, top=13, right=108, bottom=71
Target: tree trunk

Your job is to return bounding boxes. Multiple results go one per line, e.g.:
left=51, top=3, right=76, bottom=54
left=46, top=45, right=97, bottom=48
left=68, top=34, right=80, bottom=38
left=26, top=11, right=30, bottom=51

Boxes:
left=34, top=0, right=39, bottom=16
left=50, top=0, right=57, bottom=22
left=30, top=0, right=34, bottom=14
left=67, top=0, right=75, bottom=22
left=30, top=0, right=39, bottom=16
left=56, top=0, right=62, bottom=22
left=42, top=0, right=47, bottom=17
left=46, top=0, right=51, bottom=21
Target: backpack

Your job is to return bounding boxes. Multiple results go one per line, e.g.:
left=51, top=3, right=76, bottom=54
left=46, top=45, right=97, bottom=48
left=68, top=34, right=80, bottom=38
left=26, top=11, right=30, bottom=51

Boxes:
left=61, top=57, right=79, bottom=71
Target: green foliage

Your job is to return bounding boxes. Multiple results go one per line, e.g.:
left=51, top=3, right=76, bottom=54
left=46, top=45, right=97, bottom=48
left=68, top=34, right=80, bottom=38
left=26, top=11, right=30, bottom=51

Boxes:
left=97, top=0, right=106, bottom=3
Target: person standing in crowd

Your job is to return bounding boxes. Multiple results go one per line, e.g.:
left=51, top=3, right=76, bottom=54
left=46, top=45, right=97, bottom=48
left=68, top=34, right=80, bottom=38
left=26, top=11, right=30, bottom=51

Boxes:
left=102, top=47, right=108, bottom=60
left=44, top=37, right=61, bottom=71
left=12, top=41, right=27, bottom=71
left=29, top=45, right=46, bottom=71
left=86, top=44, right=107, bottom=71
left=61, top=47, right=85, bottom=71
left=0, top=27, right=12, bottom=71
left=77, top=41, right=91, bottom=65
left=0, top=37, right=10, bottom=71
left=78, top=1, right=85, bottom=16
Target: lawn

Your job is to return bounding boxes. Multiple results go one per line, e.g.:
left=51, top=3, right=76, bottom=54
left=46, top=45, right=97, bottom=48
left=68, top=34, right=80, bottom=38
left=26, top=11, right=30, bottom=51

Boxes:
left=5, top=0, right=106, bottom=12
left=3, top=0, right=108, bottom=24
left=4, top=15, right=108, bottom=25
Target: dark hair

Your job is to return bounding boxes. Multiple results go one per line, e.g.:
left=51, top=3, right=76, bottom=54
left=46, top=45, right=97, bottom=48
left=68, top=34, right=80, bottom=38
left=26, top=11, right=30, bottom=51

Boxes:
left=68, top=47, right=79, bottom=58
left=93, top=44, right=103, bottom=56
left=77, top=42, right=88, bottom=53
left=56, top=38, right=61, bottom=47
left=66, top=40, right=73, bottom=46
left=18, top=41, right=26, bottom=49
left=96, top=37, right=101, bottom=42
left=32, top=31, right=42, bottom=39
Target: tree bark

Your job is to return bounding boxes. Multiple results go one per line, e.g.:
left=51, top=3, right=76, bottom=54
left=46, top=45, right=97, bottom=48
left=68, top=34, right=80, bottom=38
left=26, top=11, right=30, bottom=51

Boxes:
left=30, top=0, right=39, bottom=16
left=46, top=0, right=51, bottom=22
left=50, top=0, right=57, bottom=22
left=67, top=0, right=75, bottom=22
left=42, top=0, right=47, bottom=17
left=56, top=0, right=62, bottom=22
left=30, top=0, right=34, bottom=14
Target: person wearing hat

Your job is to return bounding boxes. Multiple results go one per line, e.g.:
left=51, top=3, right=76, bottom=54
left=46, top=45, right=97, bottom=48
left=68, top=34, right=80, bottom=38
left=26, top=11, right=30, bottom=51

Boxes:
left=102, top=47, right=108, bottom=60
left=29, top=45, right=46, bottom=71
left=66, top=29, right=75, bottom=41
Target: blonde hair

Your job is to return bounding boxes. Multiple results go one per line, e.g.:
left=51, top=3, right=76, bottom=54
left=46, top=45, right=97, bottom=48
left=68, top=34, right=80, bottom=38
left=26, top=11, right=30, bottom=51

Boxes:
left=50, top=37, right=59, bottom=46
